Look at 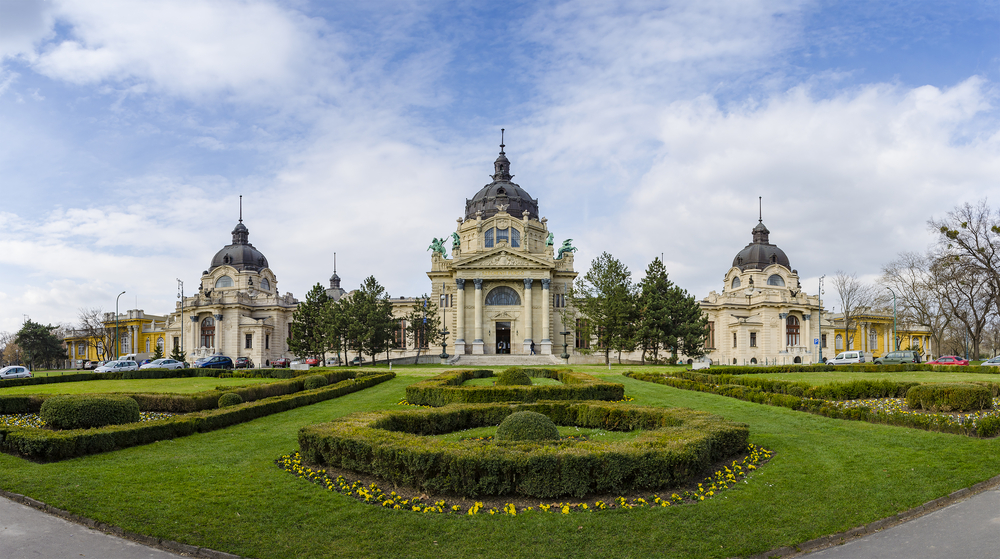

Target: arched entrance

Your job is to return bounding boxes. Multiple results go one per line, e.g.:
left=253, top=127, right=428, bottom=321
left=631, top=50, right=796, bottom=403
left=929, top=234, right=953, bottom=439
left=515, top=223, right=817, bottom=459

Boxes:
left=201, top=316, right=215, bottom=348
left=495, top=321, right=511, bottom=354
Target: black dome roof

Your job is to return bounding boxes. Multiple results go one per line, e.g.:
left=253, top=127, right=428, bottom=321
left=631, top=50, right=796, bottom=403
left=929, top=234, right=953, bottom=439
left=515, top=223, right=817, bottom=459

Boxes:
left=210, top=221, right=269, bottom=272
left=732, top=221, right=790, bottom=271
left=465, top=147, right=538, bottom=220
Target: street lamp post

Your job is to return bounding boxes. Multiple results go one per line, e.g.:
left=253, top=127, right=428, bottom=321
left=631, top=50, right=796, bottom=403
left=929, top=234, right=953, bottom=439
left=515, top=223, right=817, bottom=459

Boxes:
left=115, top=290, right=126, bottom=359
left=439, top=329, right=450, bottom=363
left=177, top=279, right=184, bottom=361
left=886, top=286, right=897, bottom=351
left=560, top=330, right=571, bottom=361
left=818, top=275, right=825, bottom=363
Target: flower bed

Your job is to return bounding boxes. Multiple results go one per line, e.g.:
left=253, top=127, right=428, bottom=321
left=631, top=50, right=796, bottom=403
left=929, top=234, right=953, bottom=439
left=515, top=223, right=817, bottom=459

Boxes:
left=404, top=368, right=625, bottom=407
left=297, top=400, right=748, bottom=499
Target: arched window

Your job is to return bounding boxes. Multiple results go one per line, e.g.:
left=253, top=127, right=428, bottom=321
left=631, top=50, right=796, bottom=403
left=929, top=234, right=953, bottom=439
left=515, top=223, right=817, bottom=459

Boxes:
left=869, top=329, right=877, bottom=350
left=157, top=337, right=164, bottom=350
left=794, top=356, right=801, bottom=363
left=485, top=286, right=521, bottom=305
left=260, top=278, right=270, bottom=291
left=786, top=315, right=800, bottom=346
left=767, top=274, right=785, bottom=287
left=511, top=227, right=521, bottom=247
left=201, top=316, right=215, bottom=348
left=215, top=275, right=234, bottom=288
left=731, top=277, right=741, bottom=289
left=485, top=228, right=494, bottom=248
left=145, top=339, right=150, bottom=352
left=750, top=357, right=758, bottom=364
left=835, top=334, right=843, bottom=350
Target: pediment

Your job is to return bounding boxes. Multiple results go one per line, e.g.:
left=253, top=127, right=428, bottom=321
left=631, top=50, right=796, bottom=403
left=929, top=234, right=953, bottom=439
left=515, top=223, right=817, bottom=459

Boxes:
left=455, top=249, right=552, bottom=270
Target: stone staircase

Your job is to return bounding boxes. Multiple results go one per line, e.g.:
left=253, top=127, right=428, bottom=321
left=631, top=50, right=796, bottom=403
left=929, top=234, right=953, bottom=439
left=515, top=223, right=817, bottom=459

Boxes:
left=449, top=354, right=566, bottom=367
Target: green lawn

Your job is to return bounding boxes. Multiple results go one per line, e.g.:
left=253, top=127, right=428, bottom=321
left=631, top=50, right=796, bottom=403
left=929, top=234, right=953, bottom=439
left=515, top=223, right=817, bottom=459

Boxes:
left=0, top=377, right=279, bottom=395
left=742, top=370, right=1000, bottom=385
left=0, top=365, right=998, bottom=558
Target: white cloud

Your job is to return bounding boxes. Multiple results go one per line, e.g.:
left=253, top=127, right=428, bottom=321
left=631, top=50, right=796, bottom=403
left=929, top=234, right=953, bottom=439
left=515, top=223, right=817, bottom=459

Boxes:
left=0, top=0, right=55, bottom=60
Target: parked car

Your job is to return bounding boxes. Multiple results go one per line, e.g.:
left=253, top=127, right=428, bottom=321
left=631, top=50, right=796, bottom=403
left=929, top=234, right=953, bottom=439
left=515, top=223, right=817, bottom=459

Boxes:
left=0, top=366, right=32, bottom=380
left=305, top=358, right=320, bottom=366
left=927, top=355, right=969, bottom=366
left=234, top=357, right=254, bottom=369
left=81, top=360, right=97, bottom=370
left=874, top=351, right=921, bottom=365
left=196, top=355, right=234, bottom=369
left=350, top=356, right=366, bottom=366
left=270, top=358, right=290, bottom=368
left=139, top=358, right=185, bottom=370
left=827, top=351, right=868, bottom=366
left=95, top=360, right=139, bottom=373
left=139, top=359, right=153, bottom=366
left=982, top=356, right=1000, bottom=367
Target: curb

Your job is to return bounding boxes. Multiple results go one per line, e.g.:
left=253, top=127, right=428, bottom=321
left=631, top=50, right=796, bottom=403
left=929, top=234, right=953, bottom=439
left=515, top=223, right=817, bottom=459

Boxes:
left=0, top=490, right=247, bottom=559
left=743, top=473, right=1000, bottom=558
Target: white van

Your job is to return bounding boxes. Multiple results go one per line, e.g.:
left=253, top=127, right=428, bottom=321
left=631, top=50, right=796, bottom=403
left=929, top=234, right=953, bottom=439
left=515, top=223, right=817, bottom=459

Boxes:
left=827, top=351, right=868, bottom=366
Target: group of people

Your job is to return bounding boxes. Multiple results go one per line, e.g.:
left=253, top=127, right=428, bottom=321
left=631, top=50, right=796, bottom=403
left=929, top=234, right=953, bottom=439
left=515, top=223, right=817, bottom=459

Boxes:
left=495, top=341, right=536, bottom=354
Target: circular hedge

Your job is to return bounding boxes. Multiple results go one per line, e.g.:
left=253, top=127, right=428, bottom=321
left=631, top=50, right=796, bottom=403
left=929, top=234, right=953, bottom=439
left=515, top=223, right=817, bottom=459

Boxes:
left=495, top=411, right=559, bottom=441
left=298, top=401, right=749, bottom=498
left=303, top=375, right=329, bottom=390
left=406, top=368, right=625, bottom=406
left=495, top=368, right=532, bottom=386
left=40, top=395, right=140, bottom=430
left=218, top=392, right=243, bottom=408
left=906, top=383, right=993, bottom=412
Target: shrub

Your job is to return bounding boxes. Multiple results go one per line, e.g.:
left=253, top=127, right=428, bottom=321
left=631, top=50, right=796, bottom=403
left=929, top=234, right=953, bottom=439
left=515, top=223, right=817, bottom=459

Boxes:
left=495, top=411, right=559, bottom=441
left=303, top=375, right=329, bottom=390
left=495, top=368, right=532, bottom=386
left=905, top=384, right=993, bottom=412
left=976, top=415, right=1000, bottom=438
left=40, top=395, right=140, bottom=430
left=406, top=369, right=624, bottom=406
left=218, top=392, right=243, bottom=408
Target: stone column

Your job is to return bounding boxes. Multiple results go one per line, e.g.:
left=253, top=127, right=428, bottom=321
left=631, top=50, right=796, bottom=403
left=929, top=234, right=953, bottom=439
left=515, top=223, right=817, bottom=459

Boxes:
left=455, top=279, right=466, bottom=355
left=215, top=313, right=223, bottom=353
left=472, top=279, right=484, bottom=355
left=803, top=314, right=811, bottom=359
left=190, top=315, right=199, bottom=358
left=522, top=278, right=533, bottom=354
left=778, top=313, right=788, bottom=353
left=541, top=279, right=552, bottom=355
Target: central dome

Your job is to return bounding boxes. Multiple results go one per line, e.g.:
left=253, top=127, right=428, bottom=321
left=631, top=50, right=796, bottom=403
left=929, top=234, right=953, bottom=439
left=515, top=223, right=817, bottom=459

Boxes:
left=465, top=144, right=539, bottom=221
left=210, top=221, right=269, bottom=272
left=732, top=221, right=790, bottom=271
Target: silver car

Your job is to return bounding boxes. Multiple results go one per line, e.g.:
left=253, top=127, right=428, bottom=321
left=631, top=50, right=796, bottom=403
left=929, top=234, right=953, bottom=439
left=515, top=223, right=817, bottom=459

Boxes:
left=139, top=359, right=185, bottom=370
left=95, top=360, right=139, bottom=373
left=0, top=366, right=32, bottom=380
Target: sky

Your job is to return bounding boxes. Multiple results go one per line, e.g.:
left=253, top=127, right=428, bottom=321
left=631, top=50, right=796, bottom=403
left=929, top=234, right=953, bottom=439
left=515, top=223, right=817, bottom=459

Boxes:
left=2, top=0, right=1000, bottom=333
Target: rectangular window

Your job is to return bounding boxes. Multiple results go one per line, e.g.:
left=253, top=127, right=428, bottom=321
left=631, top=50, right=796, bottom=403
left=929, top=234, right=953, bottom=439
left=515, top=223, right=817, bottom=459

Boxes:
left=173, top=337, right=180, bottom=349
left=733, top=332, right=737, bottom=348
left=821, top=334, right=827, bottom=348
left=484, top=228, right=494, bottom=248
left=288, top=323, right=292, bottom=341
left=511, top=228, right=520, bottom=247
left=245, top=333, right=253, bottom=349
left=705, top=322, right=715, bottom=349
left=496, top=227, right=509, bottom=244
left=265, top=334, right=270, bottom=350
left=575, top=318, right=590, bottom=349
left=394, top=320, right=406, bottom=350
left=750, top=332, right=757, bottom=347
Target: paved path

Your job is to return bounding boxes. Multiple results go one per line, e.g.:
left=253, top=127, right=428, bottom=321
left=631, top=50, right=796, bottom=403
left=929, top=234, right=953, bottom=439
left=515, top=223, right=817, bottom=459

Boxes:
left=804, top=488, right=1000, bottom=559
left=0, top=496, right=185, bottom=559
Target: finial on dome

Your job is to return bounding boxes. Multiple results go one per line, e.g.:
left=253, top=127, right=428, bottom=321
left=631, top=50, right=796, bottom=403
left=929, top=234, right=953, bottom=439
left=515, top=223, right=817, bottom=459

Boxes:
left=758, top=196, right=762, bottom=223
left=240, top=195, right=243, bottom=224
left=500, top=128, right=505, bottom=154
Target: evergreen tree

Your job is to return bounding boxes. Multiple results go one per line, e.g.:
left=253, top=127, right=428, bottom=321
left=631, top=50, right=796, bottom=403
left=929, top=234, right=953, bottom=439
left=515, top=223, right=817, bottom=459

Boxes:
left=324, top=298, right=348, bottom=366
left=15, top=320, right=65, bottom=370
left=636, top=257, right=710, bottom=364
left=289, top=284, right=330, bottom=360
left=169, top=345, right=187, bottom=364
left=348, top=276, right=396, bottom=365
left=572, top=252, right=638, bottom=364
left=151, top=343, right=164, bottom=360
left=402, top=295, right=442, bottom=358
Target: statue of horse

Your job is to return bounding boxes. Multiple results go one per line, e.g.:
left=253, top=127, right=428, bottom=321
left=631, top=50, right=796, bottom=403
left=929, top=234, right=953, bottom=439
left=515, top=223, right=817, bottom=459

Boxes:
left=428, top=237, right=447, bottom=256
left=556, top=239, right=577, bottom=260
left=451, top=231, right=461, bottom=249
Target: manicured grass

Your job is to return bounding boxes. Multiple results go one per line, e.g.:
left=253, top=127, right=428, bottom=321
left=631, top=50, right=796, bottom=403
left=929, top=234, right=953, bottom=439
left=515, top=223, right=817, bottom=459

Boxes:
left=0, top=367, right=998, bottom=558
left=743, top=370, right=1000, bottom=385
left=0, top=377, right=278, bottom=395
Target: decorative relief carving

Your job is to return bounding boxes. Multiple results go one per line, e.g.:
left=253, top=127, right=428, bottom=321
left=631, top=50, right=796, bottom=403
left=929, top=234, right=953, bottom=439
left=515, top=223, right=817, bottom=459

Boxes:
left=496, top=218, right=510, bottom=229
left=487, top=310, right=520, bottom=320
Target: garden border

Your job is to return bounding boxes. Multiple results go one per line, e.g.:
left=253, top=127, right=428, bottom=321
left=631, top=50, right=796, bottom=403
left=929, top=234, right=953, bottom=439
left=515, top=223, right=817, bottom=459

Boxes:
left=298, top=400, right=748, bottom=499
left=404, top=367, right=625, bottom=406
left=0, top=372, right=394, bottom=461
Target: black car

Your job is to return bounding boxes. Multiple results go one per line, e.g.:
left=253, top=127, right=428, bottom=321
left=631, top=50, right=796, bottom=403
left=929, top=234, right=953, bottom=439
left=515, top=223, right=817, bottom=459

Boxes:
left=196, top=355, right=234, bottom=369
left=235, top=357, right=254, bottom=369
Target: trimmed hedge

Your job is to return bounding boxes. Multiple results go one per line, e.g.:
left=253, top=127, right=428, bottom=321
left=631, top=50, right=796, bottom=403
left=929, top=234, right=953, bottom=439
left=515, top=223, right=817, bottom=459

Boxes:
left=298, top=401, right=748, bottom=498
left=676, top=371, right=920, bottom=401
left=905, top=384, right=993, bottom=412
left=405, top=368, right=625, bottom=407
left=704, top=363, right=1000, bottom=375
left=495, top=411, right=559, bottom=441
left=625, top=371, right=1000, bottom=438
left=218, top=393, right=243, bottom=408
left=303, top=375, right=329, bottom=390
left=40, top=395, right=140, bottom=429
left=495, top=368, right=532, bottom=386
left=0, top=373, right=394, bottom=461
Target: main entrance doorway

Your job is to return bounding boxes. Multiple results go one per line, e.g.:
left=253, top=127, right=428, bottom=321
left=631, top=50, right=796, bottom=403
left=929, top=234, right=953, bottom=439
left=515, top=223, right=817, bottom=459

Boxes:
left=495, top=321, right=511, bottom=354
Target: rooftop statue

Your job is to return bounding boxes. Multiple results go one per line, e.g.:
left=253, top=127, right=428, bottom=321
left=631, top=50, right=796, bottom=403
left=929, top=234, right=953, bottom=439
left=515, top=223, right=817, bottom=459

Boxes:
left=545, top=232, right=554, bottom=247
left=451, top=231, right=460, bottom=249
left=556, top=239, right=577, bottom=260
left=428, top=237, right=447, bottom=257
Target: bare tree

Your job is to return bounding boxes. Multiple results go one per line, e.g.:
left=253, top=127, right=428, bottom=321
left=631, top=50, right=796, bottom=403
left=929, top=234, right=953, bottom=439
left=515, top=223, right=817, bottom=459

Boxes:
left=832, top=271, right=877, bottom=352
left=930, top=200, right=1000, bottom=317
left=880, top=252, right=951, bottom=357
left=78, top=308, right=116, bottom=361
left=0, top=331, right=15, bottom=366
left=931, top=254, right=996, bottom=360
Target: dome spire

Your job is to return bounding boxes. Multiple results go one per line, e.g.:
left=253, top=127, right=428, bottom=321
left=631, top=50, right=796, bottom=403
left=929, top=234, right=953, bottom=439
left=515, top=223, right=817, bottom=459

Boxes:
left=492, top=128, right=512, bottom=181
left=500, top=128, right=505, bottom=154
left=758, top=196, right=762, bottom=223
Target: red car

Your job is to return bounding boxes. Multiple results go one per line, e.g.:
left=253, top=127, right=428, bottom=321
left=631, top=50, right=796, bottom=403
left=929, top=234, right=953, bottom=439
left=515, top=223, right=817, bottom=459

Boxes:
left=305, top=358, right=320, bottom=366
left=927, top=355, right=969, bottom=366
left=270, top=358, right=291, bottom=368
